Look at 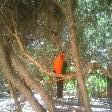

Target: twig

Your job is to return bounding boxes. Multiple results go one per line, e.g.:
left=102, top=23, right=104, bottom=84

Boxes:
left=44, top=73, right=76, bottom=83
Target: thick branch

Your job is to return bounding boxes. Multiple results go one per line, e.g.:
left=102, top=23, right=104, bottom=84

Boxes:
left=11, top=54, right=56, bottom=112
left=82, top=63, right=94, bottom=75
left=44, top=73, right=76, bottom=83
left=1, top=10, right=54, bottom=77
left=82, top=63, right=112, bottom=79
left=65, top=0, right=92, bottom=111
left=7, top=80, right=22, bottom=112
left=96, top=64, right=112, bottom=79
left=0, top=40, right=46, bottom=112
left=1, top=12, right=76, bottom=82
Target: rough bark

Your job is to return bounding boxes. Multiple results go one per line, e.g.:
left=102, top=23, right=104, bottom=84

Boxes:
left=77, top=84, right=83, bottom=106
left=0, top=40, right=46, bottom=112
left=1, top=13, right=56, bottom=111
left=65, top=0, right=92, bottom=111
left=7, top=80, right=22, bottom=112
left=11, top=54, right=56, bottom=112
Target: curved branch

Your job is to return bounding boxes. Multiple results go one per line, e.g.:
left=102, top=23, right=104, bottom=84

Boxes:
left=82, top=63, right=112, bottom=79
left=1, top=13, right=76, bottom=81
left=0, top=10, right=53, bottom=77
left=11, top=53, right=56, bottom=112
left=44, top=73, right=76, bottom=83
left=93, top=64, right=112, bottom=79
left=7, top=80, right=22, bottom=112
left=0, top=40, right=46, bottom=112
left=82, top=63, right=94, bottom=75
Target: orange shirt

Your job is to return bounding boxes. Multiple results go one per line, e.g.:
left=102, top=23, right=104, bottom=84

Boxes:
left=53, top=52, right=65, bottom=77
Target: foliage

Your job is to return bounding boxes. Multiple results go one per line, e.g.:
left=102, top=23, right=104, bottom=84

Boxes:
left=86, top=71, right=107, bottom=97
left=0, top=1, right=112, bottom=112
left=75, top=0, right=112, bottom=66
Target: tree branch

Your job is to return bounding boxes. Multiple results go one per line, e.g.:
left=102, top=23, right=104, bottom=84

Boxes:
left=65, top=0, right=92, bottom=111
left=0, top=40, right=46, bottom=112
left=93, top=63, right=112, bottom=79
left=1, top=12, right=76, bottom=82
left=82, top=63, right=112, bottom=79
left=0, top=10, right=53, bottom=77
left=11, top=53, right=56, bottom=112
left=44, top=73, right=76, bottom=83
left=7, top=80, right=22, bottom=112
left=50, top=0, right=66, bottom=14
left=0, top=9, right=15, bottom=36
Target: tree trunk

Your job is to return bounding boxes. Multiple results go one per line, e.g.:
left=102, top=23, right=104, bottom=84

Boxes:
left=65, top=0, right=92, bottom=111
left=107, top=65, right=112, bottom=97
left=0, top=40, right=46, bottom=112
left=8, top=81, right=22, bottom=112
left=77, top=84, right=83, bottom=106
left=107, top=77, right=112, bottom=97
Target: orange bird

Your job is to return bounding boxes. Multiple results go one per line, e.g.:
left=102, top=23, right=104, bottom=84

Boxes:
left=53, top=52, right=67, bottom=98
left=53, top=52, right=65, bottom=77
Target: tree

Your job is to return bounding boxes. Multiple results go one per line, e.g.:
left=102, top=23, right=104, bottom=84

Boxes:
left=0, top=0, right=112, bottom=112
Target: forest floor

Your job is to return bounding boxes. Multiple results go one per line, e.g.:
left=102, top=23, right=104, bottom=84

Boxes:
left=55, top=97, right=112, bottom=112
left=0, top=92, right=112, bottom=112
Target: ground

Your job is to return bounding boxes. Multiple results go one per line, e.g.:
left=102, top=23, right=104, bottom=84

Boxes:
left=0, top=91, right=112, bottom=112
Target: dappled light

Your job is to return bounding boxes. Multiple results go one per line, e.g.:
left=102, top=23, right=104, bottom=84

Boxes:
left=0, top=0, right=112, bottom=112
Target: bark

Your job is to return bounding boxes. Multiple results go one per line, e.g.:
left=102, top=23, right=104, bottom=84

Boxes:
left=107, top=65, right=112, bottom=97
left=51, top=0, right=66, bottom=13
left=77, top=84, right=83, bottom=106
left=107, top=77, right=112, bottom=97
left=0, top=40, right=46, bottom=112
left=1, top=14, right=56, bottom=111
left=2, top=12, right=76, bottom=82
left=11, top=54, right=56, bottom=112
left=65, top=0, right=92, bottom=112
left=8, top=80, right=22, bottom=112
left=83, top=63, right=112, bottom=79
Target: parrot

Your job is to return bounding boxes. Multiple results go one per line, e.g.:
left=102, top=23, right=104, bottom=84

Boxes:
left=53, top=52, right=67, bottom=98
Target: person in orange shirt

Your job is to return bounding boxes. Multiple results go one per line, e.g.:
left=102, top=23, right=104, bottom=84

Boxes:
left=53, top=52, right=67, bottom=98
